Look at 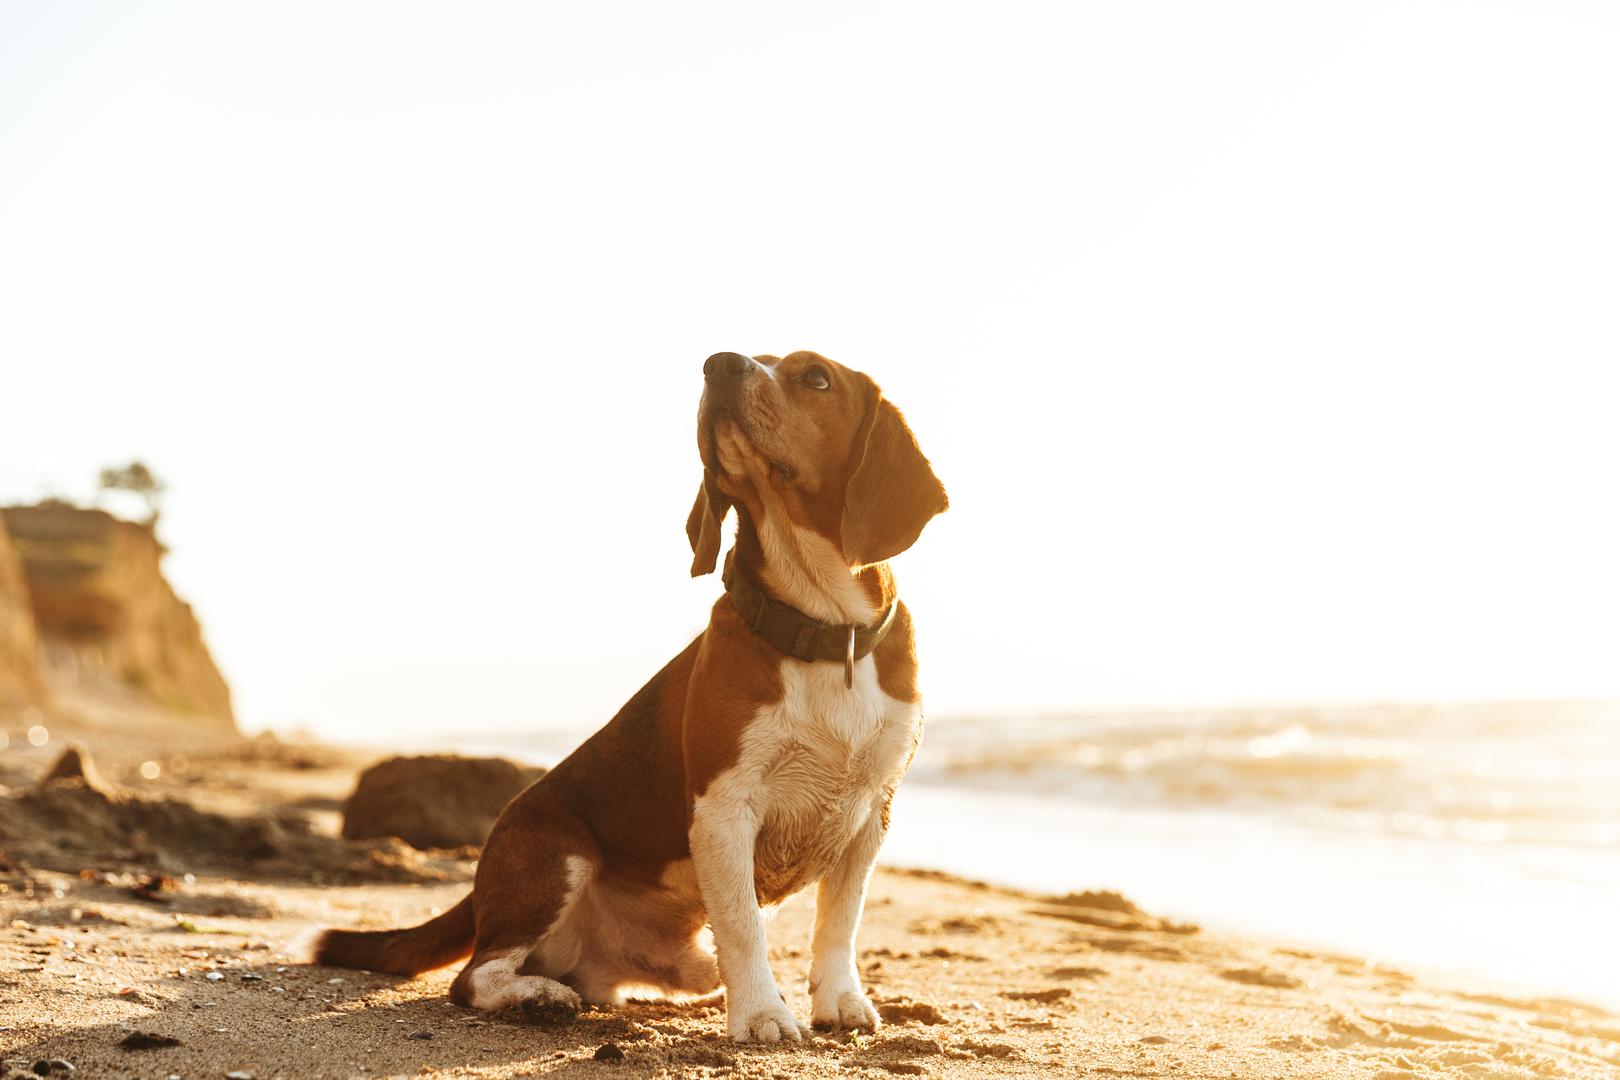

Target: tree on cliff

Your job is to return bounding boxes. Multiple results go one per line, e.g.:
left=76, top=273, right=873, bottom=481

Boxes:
left=98, top=460, right=165, bottom=525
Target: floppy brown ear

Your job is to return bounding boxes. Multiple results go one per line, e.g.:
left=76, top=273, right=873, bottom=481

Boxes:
left=686, top=470, right=732, bottom=577
left=841, top=391, right=948, bottom=568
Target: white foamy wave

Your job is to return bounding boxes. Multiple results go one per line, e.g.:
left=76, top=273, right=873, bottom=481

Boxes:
left=910, top=700, right=1620, bottom=848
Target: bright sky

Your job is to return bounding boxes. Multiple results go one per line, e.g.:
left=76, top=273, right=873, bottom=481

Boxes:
left=2, top=1, right=1617, bottom=741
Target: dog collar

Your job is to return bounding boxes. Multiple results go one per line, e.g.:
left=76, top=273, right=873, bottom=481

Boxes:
left=722, top=555, right=898, bottom=689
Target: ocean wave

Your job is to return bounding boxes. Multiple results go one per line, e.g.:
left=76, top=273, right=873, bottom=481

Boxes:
left=912, top=701, right=1620, bottom=849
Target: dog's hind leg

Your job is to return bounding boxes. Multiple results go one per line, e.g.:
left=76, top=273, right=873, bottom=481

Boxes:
left=449, top=800, right=601, bottom=1022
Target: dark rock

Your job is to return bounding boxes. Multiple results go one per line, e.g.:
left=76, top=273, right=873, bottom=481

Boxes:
left=129, top=873, right=179, bottom=901
left=118, top=1031, right=182, bottom=1050
left=341, top=755, right=544, bottom=850
left=407, top=1031, right=434, bottom=1040
left=593, top=1043, right=625, bottom=1062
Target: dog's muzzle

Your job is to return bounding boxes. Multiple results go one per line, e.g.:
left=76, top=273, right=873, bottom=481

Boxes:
left=704, top=352, right=758, bottom=385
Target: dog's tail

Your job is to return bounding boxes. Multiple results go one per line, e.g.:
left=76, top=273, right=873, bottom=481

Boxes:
left=306, top=892, right=476, bottom=976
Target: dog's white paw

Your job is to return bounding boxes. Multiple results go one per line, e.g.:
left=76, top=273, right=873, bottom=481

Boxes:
left=515, top=980, right=582, bottom=1025
left=811, top=987, right=880, bottom=1033
left=729, top=997, right=803, bottom=1043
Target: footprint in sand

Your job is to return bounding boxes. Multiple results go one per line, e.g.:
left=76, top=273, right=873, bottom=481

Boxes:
left=879, top=1035, right=945, bottom=1056
left=1085, top=935, right=1188, bottom=962
left=1219, top=966, right=1302, bottom=989
left=877, top=999, right=947, bottom=1025
left=1001, top=988, right=1071, bottom=1004
left=1047, top=965, right=1107, bottom=980
left=909, top=914, right=1003, bottom=935
left=953, top=1039, right=1019, bottom=1059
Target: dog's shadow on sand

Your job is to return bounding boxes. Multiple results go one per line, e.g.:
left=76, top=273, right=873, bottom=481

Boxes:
left=7, top=956, right=844, bottom=1078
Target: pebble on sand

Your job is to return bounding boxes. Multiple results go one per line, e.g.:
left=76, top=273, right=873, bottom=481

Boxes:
left=593, top=1043, right=626, bottom=1062
left=118, top=1031, right=183, bottom=1050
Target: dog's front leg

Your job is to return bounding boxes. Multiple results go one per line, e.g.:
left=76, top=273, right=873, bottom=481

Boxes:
left=690, top=795, right=802, bottom=1043
left=808, top=793, right=887, bottom=1032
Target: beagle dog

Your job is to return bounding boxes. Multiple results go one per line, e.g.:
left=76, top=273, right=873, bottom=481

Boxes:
left=312, top=351, right=947, bottom=1043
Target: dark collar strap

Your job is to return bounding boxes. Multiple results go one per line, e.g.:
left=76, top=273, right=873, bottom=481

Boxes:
left=722, top=555, right=897, bottom=688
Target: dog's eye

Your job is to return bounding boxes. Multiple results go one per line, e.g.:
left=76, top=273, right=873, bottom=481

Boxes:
left=801, top=366, right=831, bottom=391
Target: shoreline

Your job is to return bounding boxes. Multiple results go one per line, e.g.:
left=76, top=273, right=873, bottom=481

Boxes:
left=320, top=719, right=1620, bottom=1016
left=3, top=720, right=1619, bottom=1078
left=878, top=783, right=1620, bottom=1015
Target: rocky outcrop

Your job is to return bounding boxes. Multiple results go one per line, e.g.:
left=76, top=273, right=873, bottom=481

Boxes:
left=0, top=514, right=43, bottom=711
left=1, top=503, right=234, bottom=730
left=341, top=755, right=545, bottom=850
left=4, top=744, right=466, bottom=883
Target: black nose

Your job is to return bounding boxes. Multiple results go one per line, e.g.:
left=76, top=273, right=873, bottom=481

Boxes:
left=704, top=351, right=754, bottom=384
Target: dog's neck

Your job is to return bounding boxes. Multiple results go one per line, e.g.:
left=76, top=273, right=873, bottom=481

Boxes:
left=732, top=513, right=890, bottom=626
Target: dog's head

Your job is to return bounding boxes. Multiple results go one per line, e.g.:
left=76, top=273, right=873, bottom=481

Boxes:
left=687, top=351, right=947, bottom=577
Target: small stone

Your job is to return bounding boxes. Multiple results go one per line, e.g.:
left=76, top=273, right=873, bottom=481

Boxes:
left=593, top=1043, right=625, bottom=1062
left=205, top=971, right=224, bottom=982
left=226, top=1072, right=255, bottom=1080
left=119, top=1031, right=183, bottom=1050
left=240, top=973, right=263, bottom=982
left=327, top=977, right=345, bottom=985
left=407, top=1031, right=433, bottom=1040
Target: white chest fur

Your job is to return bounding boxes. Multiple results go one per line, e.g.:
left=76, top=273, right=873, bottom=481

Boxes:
left=718, top=656, right=921, bottom=901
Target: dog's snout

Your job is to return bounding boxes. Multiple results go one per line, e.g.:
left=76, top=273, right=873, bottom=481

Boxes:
left=704, top=352, right=755, bottom=384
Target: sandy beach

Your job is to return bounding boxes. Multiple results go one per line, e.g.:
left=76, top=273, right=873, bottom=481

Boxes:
left=6, top=1, right=1620, bottom=1073
left=4, top=711, right=1618, bottom=1080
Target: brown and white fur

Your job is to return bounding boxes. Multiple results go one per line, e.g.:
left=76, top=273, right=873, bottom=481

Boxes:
left=309, top=351, right=948, bottom=1042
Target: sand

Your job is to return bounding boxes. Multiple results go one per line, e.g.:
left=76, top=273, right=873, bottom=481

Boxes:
left=3, top=717, right=1618, bottom=1079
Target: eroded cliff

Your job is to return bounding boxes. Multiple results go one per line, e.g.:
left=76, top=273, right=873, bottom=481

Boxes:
left=1, top=504, right=234, bottom=730
left=0, top=515, right=43, bottom=711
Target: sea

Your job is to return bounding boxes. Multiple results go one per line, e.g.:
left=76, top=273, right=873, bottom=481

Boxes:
left=421, top=699, right=1620, bottom=1009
